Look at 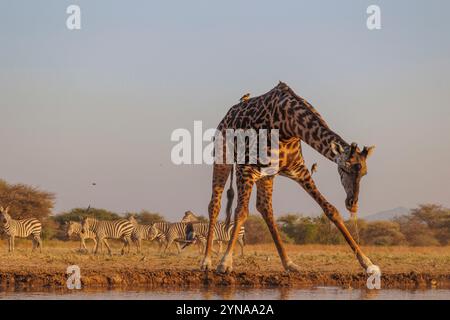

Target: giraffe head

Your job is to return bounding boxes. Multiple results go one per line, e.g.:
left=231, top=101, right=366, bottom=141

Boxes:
left=331, top=142, right=375, bottom=216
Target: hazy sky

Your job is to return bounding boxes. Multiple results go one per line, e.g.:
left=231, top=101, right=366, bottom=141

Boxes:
left=1, top=1, right=449, bottom=220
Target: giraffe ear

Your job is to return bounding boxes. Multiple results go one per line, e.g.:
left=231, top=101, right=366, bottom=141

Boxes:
left=362, top=145, right=376, bottom=158
left=331, top=141, right=344, bottom=156
left=4, top=206, right=9, bottom=213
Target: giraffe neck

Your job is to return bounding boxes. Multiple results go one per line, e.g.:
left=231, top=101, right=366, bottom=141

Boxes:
left=297, top=122, right=349, bottom=162
left=290, top=110, right=350, bottom=162
left=270, top=83, right=349, bottom=162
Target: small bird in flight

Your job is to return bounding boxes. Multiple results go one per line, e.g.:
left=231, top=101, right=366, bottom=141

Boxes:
left=311, top=163, right=318, bottom=175
left=240, top=93, right=250, bottom=103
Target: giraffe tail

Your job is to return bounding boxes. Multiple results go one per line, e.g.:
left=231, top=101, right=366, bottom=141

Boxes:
left=224, top=165, right=235, bottom=228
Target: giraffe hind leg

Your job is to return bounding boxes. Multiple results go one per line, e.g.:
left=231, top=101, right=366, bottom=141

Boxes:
left=217, top=166, right=256, bottom=273
left=201, top=163, right=232, bottom=271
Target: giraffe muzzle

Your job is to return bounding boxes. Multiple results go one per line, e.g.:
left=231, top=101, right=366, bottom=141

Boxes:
left=346, top=197, right=359, bottom=215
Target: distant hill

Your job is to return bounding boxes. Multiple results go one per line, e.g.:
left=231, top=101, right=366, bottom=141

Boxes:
left=364, top=207, right=411, bottom=221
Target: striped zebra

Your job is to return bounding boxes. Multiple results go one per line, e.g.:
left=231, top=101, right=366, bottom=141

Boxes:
left=81, top=217, right=134, bottom=255
left=65, top=221, right=97, bottom=252
left=0, top=206, right=42, bottom=253
left=152, top=221, right=179, bottom=252
left=182, top=222, right=217, bottom=253
left=181, top=211, right=245, bottom=255
left=127, top=216, right=158, bottom=253
left=162, top=222, right=208, bottom=254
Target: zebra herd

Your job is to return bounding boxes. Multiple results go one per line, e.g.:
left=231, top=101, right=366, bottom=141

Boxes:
left=0, top=206, right=245, bottom=256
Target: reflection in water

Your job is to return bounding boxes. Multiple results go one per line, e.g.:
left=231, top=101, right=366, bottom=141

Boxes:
left=0, top=286, right=449, bottom=300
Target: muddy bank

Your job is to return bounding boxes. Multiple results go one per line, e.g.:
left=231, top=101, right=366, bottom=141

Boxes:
left=1, top=268, right=449, bottom=290
left=1, top=243, right=449, bottom=290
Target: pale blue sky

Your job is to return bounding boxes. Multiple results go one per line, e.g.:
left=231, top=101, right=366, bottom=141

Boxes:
left=1, top=1, right=449, bottom=220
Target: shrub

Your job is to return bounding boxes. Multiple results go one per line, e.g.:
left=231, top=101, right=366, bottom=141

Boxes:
left=361, top=221, right=406, bottom=246
left=0, top=179, right=55, bottom=220
left=244, top=215, right=273, bottom=244
left=125, top=210, right=166, bottom=224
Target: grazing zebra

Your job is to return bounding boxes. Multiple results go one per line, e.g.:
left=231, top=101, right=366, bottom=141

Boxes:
left=65, top=221, right=97, bottom=252
left=0, top=206, right=42, bottom=253
left=127, top=216, right=158, bottom=253
left=81, top=217, right=134, bottom=255
left=182, top=211, right=245, bottom=255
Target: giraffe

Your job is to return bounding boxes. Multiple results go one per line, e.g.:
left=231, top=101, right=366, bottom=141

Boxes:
left=202, top=81, right=378, bottom=274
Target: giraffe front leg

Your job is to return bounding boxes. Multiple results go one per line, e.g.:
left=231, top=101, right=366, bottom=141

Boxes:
left=201, top=164, right=231, bottom=271
left=256, top=176, right=300, bottom=272
left=292, top=167, right=377, bottom=271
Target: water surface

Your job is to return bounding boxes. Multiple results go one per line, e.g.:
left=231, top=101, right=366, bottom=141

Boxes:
left=1, top=286, right=449, bottom=300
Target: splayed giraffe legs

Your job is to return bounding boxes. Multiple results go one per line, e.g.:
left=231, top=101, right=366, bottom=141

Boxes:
left=201, top=164, right=232, bottom=271
left=216, top=166, right=256, bottom=273
left=255, top=176, right=301, bottom=272
left=286, top=162, right=376, bottom=270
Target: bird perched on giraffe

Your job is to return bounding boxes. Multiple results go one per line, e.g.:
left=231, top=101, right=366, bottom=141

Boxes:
left=311, top=163, right=318, bottom=175
left=240, top=93, right=250, bottom=103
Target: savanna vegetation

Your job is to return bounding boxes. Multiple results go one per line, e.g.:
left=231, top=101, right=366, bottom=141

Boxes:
left=245, top=204, right=450, bottom=247
left=0, top=179, right=449, bottom=247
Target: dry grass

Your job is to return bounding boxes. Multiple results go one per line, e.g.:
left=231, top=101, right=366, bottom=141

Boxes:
left=0, top=239, right=449, bottom=275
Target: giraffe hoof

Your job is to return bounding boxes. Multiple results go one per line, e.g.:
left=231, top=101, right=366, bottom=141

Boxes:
left=285, top=261, right=301, bottom=273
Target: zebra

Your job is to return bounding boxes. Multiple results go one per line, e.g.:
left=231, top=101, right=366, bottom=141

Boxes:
left=182, top=222, right=216, bottom=253
left=162, top=221, right=209, bottom=254
left=65, top=221, right=97, bottom=252
left=181, top=211, right=220, bottom=252
left=81, top=217, right=134, bottom=255
left=152, top=221, right=178, bottom=252
left=181, top=211, right=245, bottom=255
left=0, top=206, right=42, bottom=253
left=127, top=216, right=158, bottom=253
left=214, top=221, right=245, bottom=255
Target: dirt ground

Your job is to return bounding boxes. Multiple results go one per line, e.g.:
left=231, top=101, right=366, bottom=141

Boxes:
left=0, top=239, right=449, bottom=289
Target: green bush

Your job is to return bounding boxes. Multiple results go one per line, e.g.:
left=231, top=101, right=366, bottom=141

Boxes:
left=125, top=210, right=166, bottom=224
left=53, top=208, right=120, bottom=225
